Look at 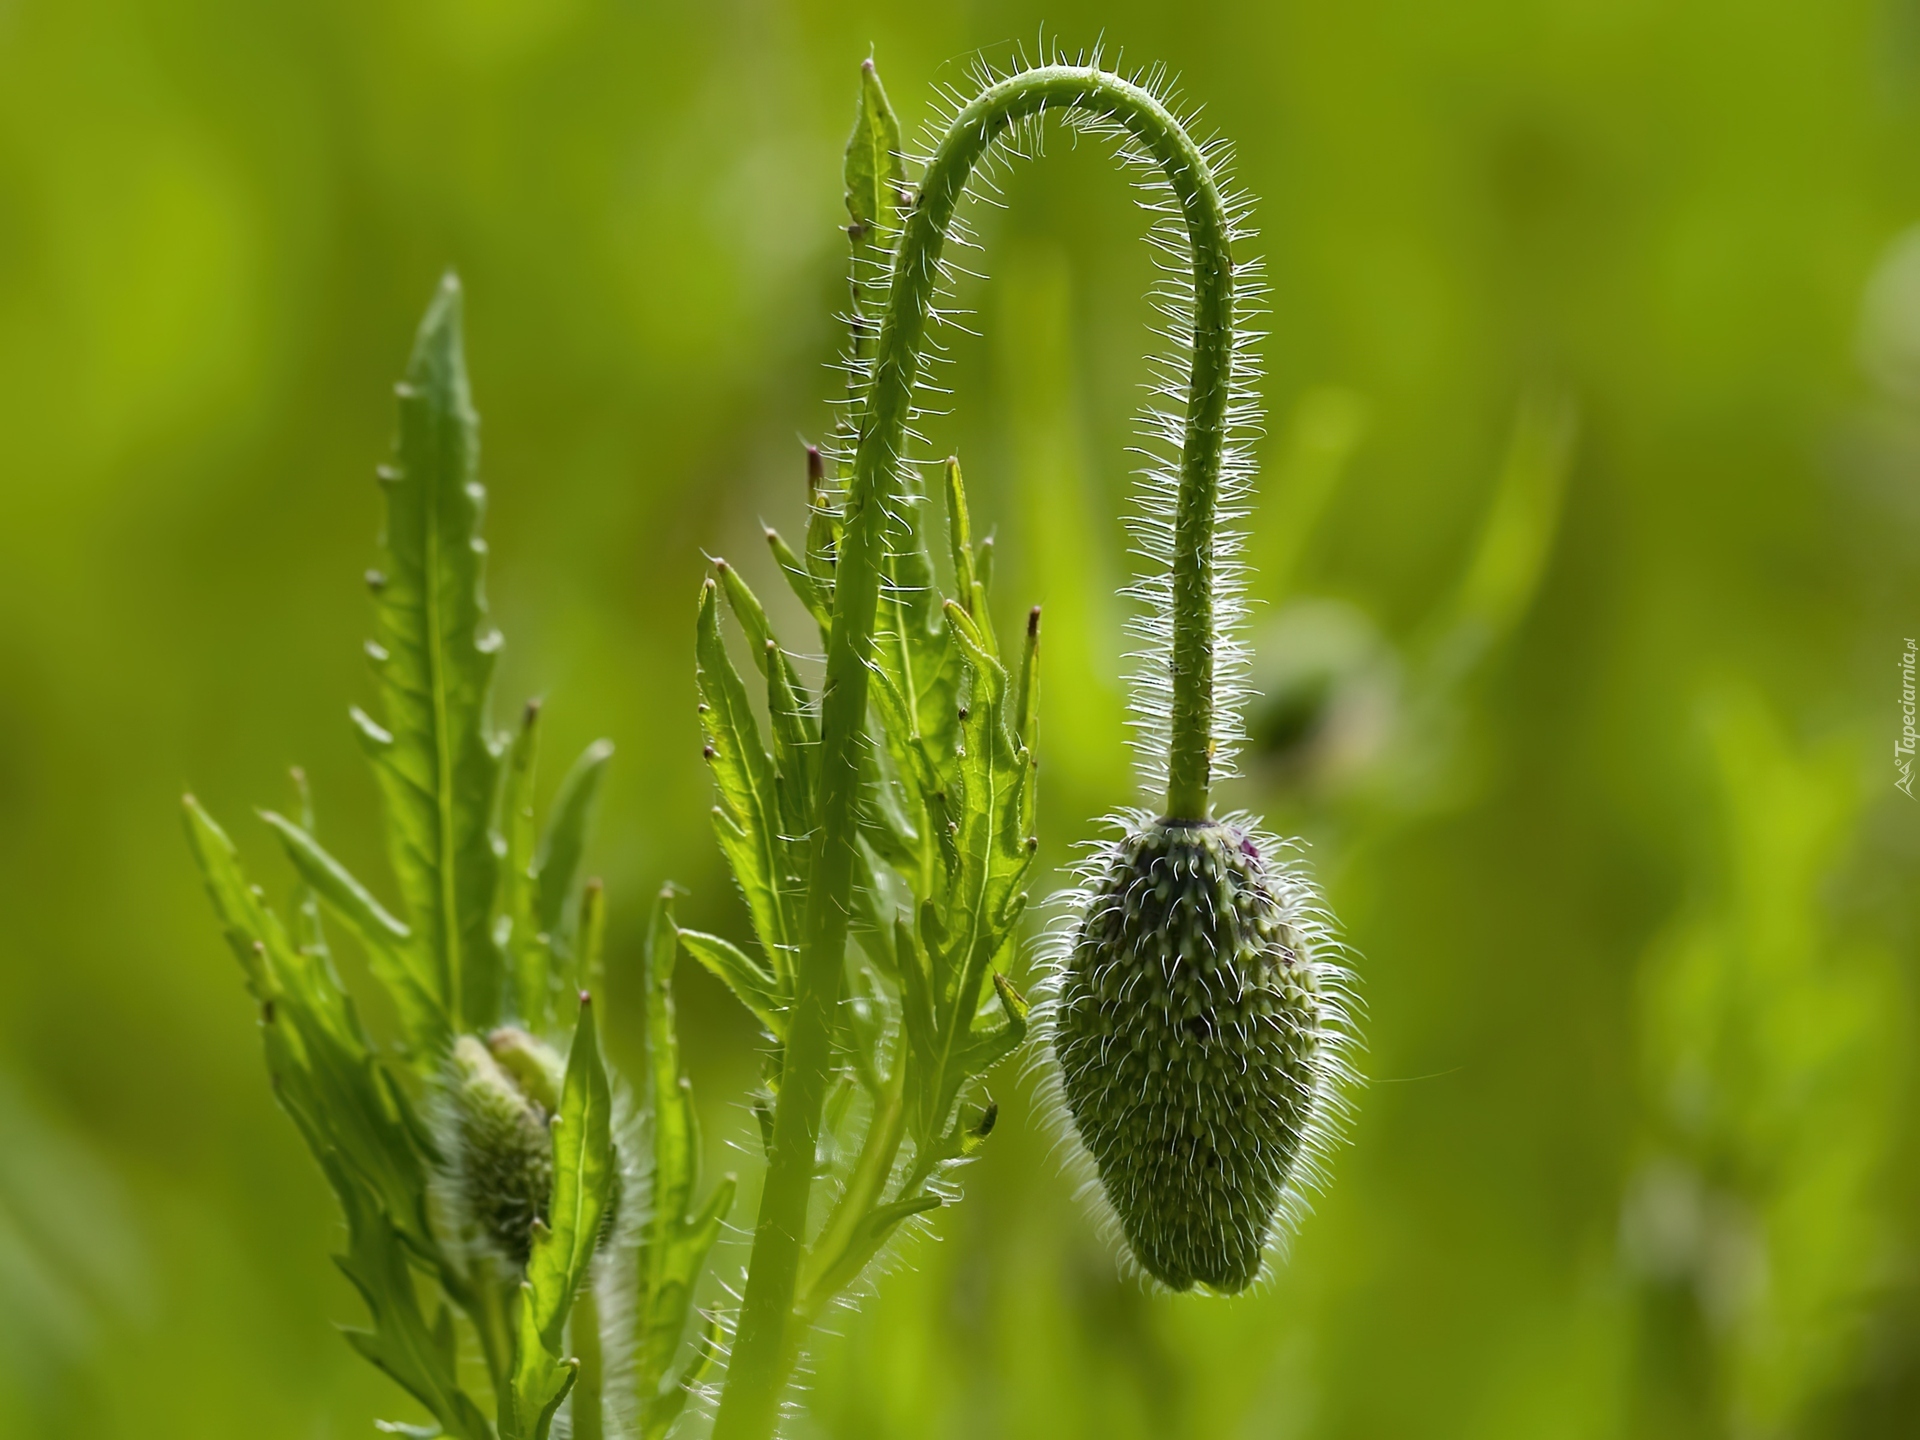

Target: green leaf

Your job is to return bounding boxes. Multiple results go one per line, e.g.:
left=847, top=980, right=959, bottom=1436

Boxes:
left=1013, top=605, right=1040, bottom=747
left=942, top=457, right=981, bottom=622
left=803, top=443, right=840, bottom=589
left=694, top=578, right=798, bottom=984
left=186, top=796, right=476, bottom=1427
left=259, top=810, right=444, bottom=1056
left=334, top=1168, right=491, bottom=1440
left=184, top=797, right=430, bottom=1238
left=765, top=525, right=831, bottom=640
left=287, top=767, right=331, bottom=962
left=862, top=1192, right=942, bottom=1242
left=677, top=928, right=785, bottom=1040
left=906, top=602, right=1039, bottom=1129
left=534, top=738, right=614, bottom=948
left=576, top=877, right=606, bottom=995
left=642, top=1312, right=725, bottom=1440
left=956, top=969, right=1031, bottom=1075
left=641, top=892, right=696, bottom=1232
left=715, top=559, right=818, bottom=846
left=635, top=891, right=736, bottom=1424
left=844, top=56, right=905, bottom=249
left=503, top=1283, right=577, bottom=1440
left=527, top=995, right=615, bottom=1348
left=500, top=700, right=547, bottom=1027
left=359, top=273, right=504, bottom=1037
left=505, top=994, right=613, bottom=1439
left=895, top=914, right=939, bottom=1085
left=638, top=1175, right=734, bottom=1425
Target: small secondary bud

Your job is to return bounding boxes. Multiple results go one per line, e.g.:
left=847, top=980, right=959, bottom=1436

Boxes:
left=447, top=1036, right=554, bottom=1267
left=1056, top=818, right=1330, bottom=1293
left=446, top=1028, right=623, bottom=1264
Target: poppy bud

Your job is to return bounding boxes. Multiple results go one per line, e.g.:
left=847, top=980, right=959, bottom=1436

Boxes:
left=1055, top=817, right=1339, bottom=1292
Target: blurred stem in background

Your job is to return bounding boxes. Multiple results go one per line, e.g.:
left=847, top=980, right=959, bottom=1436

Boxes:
left=998, top=241, right=1129, bottom=805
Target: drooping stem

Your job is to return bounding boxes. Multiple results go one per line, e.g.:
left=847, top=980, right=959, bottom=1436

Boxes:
left=712, top=65, right=1240, bottom=1440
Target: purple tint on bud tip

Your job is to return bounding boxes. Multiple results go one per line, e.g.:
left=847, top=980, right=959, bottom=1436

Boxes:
left=806, top=444, right=824, bottom=492
left=579, top=991, right=592, bottom=1006
left=1240, top=835, right=1260, bottom=862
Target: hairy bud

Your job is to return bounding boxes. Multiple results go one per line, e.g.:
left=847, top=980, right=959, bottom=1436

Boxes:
left=1056, top=817, right=1331, bottom=1293
left=447, top=1034, right=555, bottom=1266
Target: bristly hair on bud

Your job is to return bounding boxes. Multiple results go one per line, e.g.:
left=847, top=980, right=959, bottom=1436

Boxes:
left=1045, top=813, right=1357, bottom=1292
left=935, top=43, right=1367, bottom=1294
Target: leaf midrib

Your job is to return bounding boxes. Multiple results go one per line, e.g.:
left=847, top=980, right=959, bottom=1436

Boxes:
left=426, top=410, right=462, bottom=1029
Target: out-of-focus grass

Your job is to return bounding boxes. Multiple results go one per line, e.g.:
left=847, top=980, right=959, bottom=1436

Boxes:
left=0, top=1, right=1916, bottom=1436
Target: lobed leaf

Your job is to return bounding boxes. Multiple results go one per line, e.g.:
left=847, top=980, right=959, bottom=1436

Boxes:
left=677, top=928, right=786, bottom=1040
left=184, top=798, right=431, bottom=1243
left=359, top=273, right=504, bottom=1038
left=259, top=809, right=443, bottom=1057
left=716, top=559, right=818, bottom=850
left=334, top=1166, right=492, bottom=1440
left=694, top=578, right=799, bottom=982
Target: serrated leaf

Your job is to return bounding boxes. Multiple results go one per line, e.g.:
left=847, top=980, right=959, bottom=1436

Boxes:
left=361, top=273, right=504, bottom=1036
left=533, top=737, right=614, bottom=954
left=184, top=797, right=432, bottom=1243
left=694, top=578, right=798, bottom=984
left=260, top=810, right=444, bottom=1056
left=716, top=560, right=818, bottom=846
left=334, top=1169, right=491, bottom=1440
left=677, top=929, right=785, bottom=1040
left=903, top=603, right=1039, bottom=1127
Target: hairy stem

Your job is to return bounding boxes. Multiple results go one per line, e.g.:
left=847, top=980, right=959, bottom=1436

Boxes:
left=713, top=64, right=1239, bottom=1440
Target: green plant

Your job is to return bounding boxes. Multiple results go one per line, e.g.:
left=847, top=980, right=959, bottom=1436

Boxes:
left=184, top=279, right=725, bottom=1440
left=184, top=52, right=1355, bottom=1440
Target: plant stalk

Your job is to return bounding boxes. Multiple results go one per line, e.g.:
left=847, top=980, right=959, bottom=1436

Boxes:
left=711, top=65, right=1239, bottom=1440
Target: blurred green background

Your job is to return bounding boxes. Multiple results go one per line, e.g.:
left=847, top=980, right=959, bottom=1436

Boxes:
left=2, top=0, right=1918, bottom=1435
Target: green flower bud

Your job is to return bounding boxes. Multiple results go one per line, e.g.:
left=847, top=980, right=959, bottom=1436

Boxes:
left=1055, top=817, right=1341, bottom=1293
left=486, top=1025, right=564, bottom=1113
left=447, top=1035, right=554, bottom=1266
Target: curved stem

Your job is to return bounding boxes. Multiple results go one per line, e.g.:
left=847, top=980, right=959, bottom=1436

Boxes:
left=713, top=65, right=1240, bottom=1440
